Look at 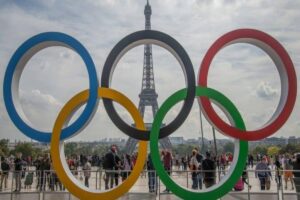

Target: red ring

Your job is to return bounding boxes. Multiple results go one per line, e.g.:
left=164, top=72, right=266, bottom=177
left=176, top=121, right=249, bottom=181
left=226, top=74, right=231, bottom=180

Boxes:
left=198, top=29, right=297, bottom=141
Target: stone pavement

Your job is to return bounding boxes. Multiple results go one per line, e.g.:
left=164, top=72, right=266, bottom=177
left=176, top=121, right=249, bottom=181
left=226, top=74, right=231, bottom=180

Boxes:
left=0, top=167, right=299, bottom=200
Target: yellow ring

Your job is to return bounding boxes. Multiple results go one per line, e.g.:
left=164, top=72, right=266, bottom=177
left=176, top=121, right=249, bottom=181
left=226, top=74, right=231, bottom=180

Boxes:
left=50, top=87, right=147, bottom=200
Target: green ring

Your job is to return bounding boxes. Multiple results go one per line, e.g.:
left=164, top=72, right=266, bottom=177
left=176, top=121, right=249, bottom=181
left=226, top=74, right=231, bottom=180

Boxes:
left=150, top=86, right=248, bottom=200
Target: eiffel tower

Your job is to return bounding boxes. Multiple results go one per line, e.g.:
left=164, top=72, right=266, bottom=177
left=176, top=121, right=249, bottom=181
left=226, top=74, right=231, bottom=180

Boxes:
left=124, top=0, right=172, bottom=154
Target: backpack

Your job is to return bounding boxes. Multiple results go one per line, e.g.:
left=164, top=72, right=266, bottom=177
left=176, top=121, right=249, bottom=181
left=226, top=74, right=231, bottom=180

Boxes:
left=1, top=162, right=10, bottom=171
left=102, top=155, right=108, bottom=169
left=234, top=178, right=244, bottom=191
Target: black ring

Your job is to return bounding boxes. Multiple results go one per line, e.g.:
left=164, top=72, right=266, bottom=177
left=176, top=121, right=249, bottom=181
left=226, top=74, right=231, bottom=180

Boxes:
left=101, top=30, right=195, bottom=141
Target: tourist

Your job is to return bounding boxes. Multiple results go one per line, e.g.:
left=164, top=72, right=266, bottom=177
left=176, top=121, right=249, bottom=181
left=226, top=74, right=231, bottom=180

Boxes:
left=24, top=171, right=33, bottom=189
left=147, top=154, right=157, bottom=193
left=220, top=153, right=226, bottom=175
left=40, top=154, right=50, bottom=191
left=0, top=157, right=10, bottom=191
left=34, top=156, right=43, bottom=190
left=242, top=165, right=251, bottom=190
left=202, top=152, right=216, bottom=188
left=83, top=156, right=91, bottom=188
left=194, top=148, right=203, bottom=189
left=284, top=154, right=294, bottom=190
left=114, top=153, right=121, bottom=187
left=292, top=154, right=300, bottom=198
left=248, top=154, right=254, bottom=168
left=162, top=150, right=172, bottom=192
left=121, top=154, right=133, bottom=182
left=275, top=156, right=283, bottom=188
left=227, top=153, right=233, bottom=164
left=190, top=149, right=199, bottom=190
left=182, top=156, right=187, bottom=171
left=14, top=152, right=23, bottom=192
left=103, top=144, right=118, bottom=190
left=270, top=155, right=274, bottom=169
left=50, top=163, right=63, bottom=191
left=67, top=157, right=76, bottom=175
left=255, top=157, right=272, bottom=190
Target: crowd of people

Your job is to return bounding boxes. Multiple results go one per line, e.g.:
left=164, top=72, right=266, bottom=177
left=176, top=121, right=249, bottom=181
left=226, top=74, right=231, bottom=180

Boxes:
left=1, top=145, right=300, bottom=195
left=254, top=154, right=300, bottom=191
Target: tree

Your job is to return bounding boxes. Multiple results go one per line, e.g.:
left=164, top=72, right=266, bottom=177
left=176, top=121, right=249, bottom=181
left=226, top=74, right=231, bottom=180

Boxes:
left=93, top=144, right=110, bottom=156
left=267, top=146, right=280, bottom=156
left=174, top=144, right=195, bottom=157
left=0, top=139, right=9, bottom=157
left=64, top=142, right=78, bottom=157
left=279, top=143, right=300, bottom=154
left=10, top=143, right=42, bottom=160
left=252, top=145, right=267, bottom=156
left=223, top=141, right=234, bottom=154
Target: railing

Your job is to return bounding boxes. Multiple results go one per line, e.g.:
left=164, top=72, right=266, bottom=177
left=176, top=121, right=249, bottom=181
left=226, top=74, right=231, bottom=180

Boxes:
left=0, top=168, right=300, bottom=200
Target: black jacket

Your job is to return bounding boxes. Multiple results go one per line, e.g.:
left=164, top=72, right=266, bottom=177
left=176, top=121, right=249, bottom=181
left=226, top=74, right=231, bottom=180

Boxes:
left=103, top=151, right=117, bottom=170
left=14, top=158, right=22, bottom=171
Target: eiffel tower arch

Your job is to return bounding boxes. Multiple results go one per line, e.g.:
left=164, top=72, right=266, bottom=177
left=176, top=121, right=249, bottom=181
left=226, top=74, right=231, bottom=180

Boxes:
left=124, top=0, right=172, bottom=154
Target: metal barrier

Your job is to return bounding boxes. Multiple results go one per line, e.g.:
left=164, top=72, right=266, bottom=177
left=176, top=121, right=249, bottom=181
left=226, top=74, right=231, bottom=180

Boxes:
left=0, top=168, right=299, bottom=200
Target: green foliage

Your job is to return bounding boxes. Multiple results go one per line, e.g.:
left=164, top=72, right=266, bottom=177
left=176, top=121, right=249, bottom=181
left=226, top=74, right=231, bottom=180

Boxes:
left=267, top=146, right=280, bottom=156
left=93, top=144, right=110, bottom=156
left=10, top=143, right=42, bottom=159
left=223, top=141, right=234, bottom=154
left=0, top=139, right=9, bottom=156
left=64, top=142, right=110, bottom=157
left=64, top=142, right=78, bottom=157
left=252, top=145, right=268, bottom=156
left=173, top=144, right=195, bottom=157
left=279, top=143, right=300, bottom=154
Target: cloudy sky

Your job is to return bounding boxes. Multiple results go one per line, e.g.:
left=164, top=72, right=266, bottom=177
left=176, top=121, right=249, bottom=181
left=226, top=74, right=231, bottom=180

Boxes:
left=0, top=0, right=299, bottom=142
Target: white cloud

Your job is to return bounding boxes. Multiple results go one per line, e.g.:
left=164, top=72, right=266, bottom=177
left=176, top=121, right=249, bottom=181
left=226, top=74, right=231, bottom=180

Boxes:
left=0, top=0, right=299, bottom=141
left=30, top=89, right=62, bottom=107
left=256, top=81, right=279, bottom=100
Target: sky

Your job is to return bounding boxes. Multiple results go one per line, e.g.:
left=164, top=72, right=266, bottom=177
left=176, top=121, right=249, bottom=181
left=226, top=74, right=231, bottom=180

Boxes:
left=0, top=0, right=299, bottom=142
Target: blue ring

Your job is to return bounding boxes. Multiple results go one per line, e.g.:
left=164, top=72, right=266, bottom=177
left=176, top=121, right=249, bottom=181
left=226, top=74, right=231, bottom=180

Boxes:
left=3, top=32, right=99, bottom=142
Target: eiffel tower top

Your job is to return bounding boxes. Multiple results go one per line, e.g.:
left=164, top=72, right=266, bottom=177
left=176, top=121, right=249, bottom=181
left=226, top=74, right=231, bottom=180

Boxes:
left=144, top=0, right=152, bottom=30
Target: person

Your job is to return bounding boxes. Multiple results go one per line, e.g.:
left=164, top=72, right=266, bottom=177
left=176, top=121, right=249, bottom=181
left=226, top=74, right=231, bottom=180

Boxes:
left=162, top=150, right=172, bottom=192
left=175, top=154, right=180, bottom=170
left=24, top=171, right=33, bottom=189
left=34, top=156, right=43, bottom=190
left=248, top=154, right=254, bottom=168
left=270, top=155, right=274, bottom=169
left=275, top=156, right=283, bottom=188
left=50, top=162, right=63, bottom=191
left=103, top=144, right=118, bottom=190
left=0, top=157, right=10, bottom=191
left=83, top=156, right=91, bottom=188
left=114, top=154, right=121, bottom=187
left=194, top=148, right=203, bottom=189
left=227, top=153, right=233, bottom=164
left=14, top=152, right=23, bottom=192
left=190, top=149, right=199, bottom=190
left=292, top=154, right=300, bottom=199
left=242, top=165, right=251, bottom=190
left=284, top=154, right=294, bottom=190
left=67, top=157, right=76, bottom=175
left=147, top=154, right=157, bottom=193
left=202, top=152, right=216, bottom=188
left=182, top=156, right=187, bottom=170
left=255, top=157, right=272, bottom=190
left=39, top=154, right=50, bottom=191
left=220, top=153, right=226, bottom=175
left=121, top=154, right=133, bottom=182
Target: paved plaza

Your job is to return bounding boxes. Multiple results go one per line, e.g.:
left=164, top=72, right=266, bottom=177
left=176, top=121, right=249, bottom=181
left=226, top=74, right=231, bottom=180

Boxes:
left=0, top=167, right=299, bottom=200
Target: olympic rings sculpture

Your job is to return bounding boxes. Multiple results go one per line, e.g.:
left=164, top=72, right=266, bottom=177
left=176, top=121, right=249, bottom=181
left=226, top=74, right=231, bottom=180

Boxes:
left=3, top=29, right=297, bottom=200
